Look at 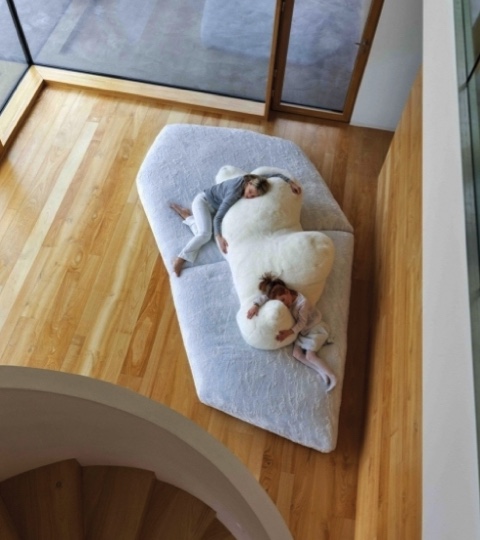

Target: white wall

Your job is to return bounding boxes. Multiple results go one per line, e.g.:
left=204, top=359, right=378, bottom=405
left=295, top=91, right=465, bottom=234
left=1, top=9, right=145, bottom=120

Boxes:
left=351, top=0, right=422, bottom=131
left=423, top=1, right=480, bottom=538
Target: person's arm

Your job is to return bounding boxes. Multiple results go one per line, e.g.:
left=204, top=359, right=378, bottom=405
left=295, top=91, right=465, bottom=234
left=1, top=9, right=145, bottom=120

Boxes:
left=212, top=182, right=244, bottom=237
left=276, top=309, right=306, bottom=341
left=266, top=173, right=302, bottom=194
left=247, top=294, right=268, bottom=318
left=289, top=180, right=302, bottom=194
left=290, top=297, right=310, bottom=334
left=214, top=199, right=233, bottom=253
left=276, top=295, right=308, bottom=341
left=276, top=328, right=295, bottom=341
left=216, top=234, right=228, bottom=254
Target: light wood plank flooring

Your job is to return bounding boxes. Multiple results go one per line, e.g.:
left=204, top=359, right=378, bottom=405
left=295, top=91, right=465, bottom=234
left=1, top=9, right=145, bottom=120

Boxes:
left=0, top=86, right=392, bottom=540
left=355, top=72, right=422, bottom=540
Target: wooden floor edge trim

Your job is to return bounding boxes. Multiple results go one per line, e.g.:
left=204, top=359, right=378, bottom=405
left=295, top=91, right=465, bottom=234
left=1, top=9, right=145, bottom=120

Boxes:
left=35, top=66, right=267, bottom=118
left=274, top=101, right=350, bottom=123
left=0, top=66, right=44, bottom=152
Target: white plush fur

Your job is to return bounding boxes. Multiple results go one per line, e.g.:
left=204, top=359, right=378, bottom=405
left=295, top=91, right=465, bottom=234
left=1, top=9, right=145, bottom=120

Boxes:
left=217, top=166, right=335, bottom=350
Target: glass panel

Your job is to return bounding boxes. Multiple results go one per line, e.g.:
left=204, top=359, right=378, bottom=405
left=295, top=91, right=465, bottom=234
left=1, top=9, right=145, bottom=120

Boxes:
left=15, top=0, right=276, bottom=102
left=281, top=0, right=370, bottom=112
left=461, top=0, right=480, bottom=268
left=0, top=0, right=28, bottom=112
left=469, top=0, right=480, bottom=70
left=471, top=58, right=480, bottom=248
left=455, top=0, right=480, bottom=486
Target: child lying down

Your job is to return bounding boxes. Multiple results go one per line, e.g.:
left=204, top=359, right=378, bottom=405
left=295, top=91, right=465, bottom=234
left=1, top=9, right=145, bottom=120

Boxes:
left=247, top=272, right=336, bottom=392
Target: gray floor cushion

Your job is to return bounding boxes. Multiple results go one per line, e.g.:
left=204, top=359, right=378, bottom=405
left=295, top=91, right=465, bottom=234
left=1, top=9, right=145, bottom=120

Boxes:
left=136, top=124, right=354, bottom=452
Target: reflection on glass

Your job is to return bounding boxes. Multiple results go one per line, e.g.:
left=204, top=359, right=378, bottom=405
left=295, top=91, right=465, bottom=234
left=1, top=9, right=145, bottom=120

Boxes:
left=15, top=0, right=276, bottom=102
left=0, top=0, right=28, bottom=112
left=281, top=0, right=370, bottom=112
left=458, top=0, right=480, bottom=483
left=470, top=0, right=480, bottom=69
left=471, top=63, right=480, bottom=253
left=466, top=0, right=480, bottom=247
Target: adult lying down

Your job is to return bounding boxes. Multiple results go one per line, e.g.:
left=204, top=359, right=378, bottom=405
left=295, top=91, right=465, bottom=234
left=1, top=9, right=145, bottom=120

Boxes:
left=169, top=171, right=302, bottom=276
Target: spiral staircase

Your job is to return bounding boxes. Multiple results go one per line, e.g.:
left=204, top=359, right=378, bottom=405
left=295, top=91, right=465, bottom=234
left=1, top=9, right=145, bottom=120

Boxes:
left=0, top=367, right=293, bottom=540
left=0, top=459, right=234, bottom=539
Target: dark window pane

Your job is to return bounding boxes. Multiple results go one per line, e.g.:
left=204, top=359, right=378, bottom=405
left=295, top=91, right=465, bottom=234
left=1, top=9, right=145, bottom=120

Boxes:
left=0, top=0, right=28, bottom=112
left=469, top=0, right=480, bottom=71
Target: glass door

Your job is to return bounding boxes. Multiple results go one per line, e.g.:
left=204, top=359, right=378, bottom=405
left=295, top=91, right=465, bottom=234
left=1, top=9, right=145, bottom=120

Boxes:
left=270, top=0, right=384, bottom=121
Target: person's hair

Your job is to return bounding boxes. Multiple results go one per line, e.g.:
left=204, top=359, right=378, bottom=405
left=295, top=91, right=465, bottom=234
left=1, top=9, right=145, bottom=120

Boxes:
left=243, top=174, right=270, bottom=196
left=258, top=272, right=289, bottom=299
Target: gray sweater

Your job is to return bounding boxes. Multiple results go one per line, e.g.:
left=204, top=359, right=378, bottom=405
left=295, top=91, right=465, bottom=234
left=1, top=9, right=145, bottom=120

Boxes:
left=204, top=173, right=291, bottom=236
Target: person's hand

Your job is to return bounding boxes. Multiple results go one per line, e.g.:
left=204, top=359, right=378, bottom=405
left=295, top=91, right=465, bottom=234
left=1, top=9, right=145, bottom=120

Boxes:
left=276, top=328, right=294, bottom=341
left=289, top=181, right=302, bottom=195
left=247, top=305, right=259, bottom=319
left=216, top=235, right=229, bottom=254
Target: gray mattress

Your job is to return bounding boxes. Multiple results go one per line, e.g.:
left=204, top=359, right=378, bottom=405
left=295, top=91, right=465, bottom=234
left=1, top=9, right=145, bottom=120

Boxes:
left=136, top=124, right=353, bottom=452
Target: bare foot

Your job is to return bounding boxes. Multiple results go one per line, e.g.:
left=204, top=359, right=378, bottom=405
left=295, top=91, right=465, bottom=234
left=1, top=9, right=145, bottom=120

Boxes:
left=173, top=257, right=186, bottom=277
left=170, top=203, right=192, bottom=220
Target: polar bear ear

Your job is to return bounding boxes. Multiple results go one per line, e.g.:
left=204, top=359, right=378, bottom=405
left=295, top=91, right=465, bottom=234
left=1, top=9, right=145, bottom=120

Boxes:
left=236, top=300, right=296, bottom=350
left=215, top=165, right=247, bottom=184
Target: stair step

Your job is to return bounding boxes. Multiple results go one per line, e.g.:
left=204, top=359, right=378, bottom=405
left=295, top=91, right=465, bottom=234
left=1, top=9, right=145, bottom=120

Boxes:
left=140, top=480, right=218, bottom=540
left=1, top=460, right=236, bottom=540
left=0, top=495, right=20, bottom=540
left=82, top=465, right=156, bottom=540
left=0, top=459, right=83, bottom=540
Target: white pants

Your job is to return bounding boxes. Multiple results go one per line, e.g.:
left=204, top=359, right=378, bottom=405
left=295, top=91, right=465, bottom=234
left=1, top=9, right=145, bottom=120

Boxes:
left=295, top=321, right=330, bottom=352
left=178, top=192, right=214, bottom=262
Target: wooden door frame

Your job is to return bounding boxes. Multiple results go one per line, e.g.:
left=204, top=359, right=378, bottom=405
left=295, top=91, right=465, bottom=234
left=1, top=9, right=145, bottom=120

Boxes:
left=266, top=0, right=385, bottom=123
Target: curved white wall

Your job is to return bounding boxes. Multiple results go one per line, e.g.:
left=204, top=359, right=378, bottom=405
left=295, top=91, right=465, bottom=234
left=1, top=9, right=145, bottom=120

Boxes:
left=0, top=366, right=292, bottom=540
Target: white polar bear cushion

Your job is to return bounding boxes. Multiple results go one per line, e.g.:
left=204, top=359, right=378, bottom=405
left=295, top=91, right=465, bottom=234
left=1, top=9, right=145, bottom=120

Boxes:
left=216, top=166, right=335, bottom=350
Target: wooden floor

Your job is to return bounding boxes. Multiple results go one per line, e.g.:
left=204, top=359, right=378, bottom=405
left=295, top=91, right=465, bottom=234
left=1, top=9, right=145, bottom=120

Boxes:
left=0, top=86, right=392, bottom=540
